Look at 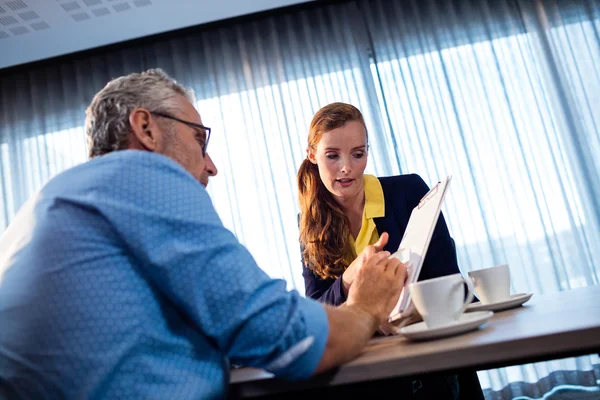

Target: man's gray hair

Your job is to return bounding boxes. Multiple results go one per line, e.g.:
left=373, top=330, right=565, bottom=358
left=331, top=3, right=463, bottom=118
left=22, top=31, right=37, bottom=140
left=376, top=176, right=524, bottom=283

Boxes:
left=85, top=68, right=195, bottom=158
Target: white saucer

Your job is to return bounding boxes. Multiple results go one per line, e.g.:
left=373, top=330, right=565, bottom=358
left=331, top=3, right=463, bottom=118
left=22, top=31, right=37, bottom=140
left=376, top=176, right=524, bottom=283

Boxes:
left=466, top=293, right=533, bottom=313
left=399, top=311, right=493, bottom=341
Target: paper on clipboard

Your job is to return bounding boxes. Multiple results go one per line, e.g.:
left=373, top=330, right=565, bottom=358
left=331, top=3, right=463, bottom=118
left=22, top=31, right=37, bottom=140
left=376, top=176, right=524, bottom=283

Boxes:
left=388, top=175, right=452, bottom=322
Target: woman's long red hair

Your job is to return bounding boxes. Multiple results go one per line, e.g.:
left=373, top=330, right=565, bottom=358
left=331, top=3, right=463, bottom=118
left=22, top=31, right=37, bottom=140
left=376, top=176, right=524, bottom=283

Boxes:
left=297, top=102, right=366, bottom=280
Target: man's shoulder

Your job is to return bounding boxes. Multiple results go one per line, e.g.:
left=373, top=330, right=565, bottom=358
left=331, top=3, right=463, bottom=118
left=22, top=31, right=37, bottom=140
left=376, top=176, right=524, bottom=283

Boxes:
left=34, top=149, right=214, bottom=229
left=85, top=150, right=189, bottom=176
left=46, top=150, right=192, bottom=194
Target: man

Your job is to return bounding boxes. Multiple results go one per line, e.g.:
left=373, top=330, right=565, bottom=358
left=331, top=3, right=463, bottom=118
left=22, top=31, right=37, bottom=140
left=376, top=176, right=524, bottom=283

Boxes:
left=0, top=69, right=406, bottom=399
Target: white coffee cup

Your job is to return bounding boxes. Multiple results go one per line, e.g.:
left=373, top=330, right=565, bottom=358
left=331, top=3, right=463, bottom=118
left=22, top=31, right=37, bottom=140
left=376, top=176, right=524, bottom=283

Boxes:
left=409, top=273, right=474, bottom=329
left=468, top=264, right=511, bottom=305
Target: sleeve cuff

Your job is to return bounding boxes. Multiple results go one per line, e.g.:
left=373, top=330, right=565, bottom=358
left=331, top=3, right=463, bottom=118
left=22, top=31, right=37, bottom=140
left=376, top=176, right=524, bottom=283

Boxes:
left=332, top=275, right=347, bottom=305
left=268, top=297, right=329, bottom=380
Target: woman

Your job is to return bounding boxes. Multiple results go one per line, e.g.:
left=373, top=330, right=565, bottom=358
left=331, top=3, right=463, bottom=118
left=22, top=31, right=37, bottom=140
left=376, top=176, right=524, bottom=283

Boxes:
left=298, top=102, right=460, bottom=304
left=296, top=102, right=483, bottom=399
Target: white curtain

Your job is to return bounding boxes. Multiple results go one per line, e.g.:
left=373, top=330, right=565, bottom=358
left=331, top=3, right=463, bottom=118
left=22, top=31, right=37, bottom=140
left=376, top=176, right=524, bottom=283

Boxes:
left=362, top=0, right=600, bottom=396
left=1, top=0, right=599, bottom=398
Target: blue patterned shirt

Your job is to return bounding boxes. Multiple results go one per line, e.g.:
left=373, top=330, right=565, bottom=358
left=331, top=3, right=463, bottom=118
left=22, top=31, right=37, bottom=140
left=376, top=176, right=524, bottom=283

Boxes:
left=0, top=150, right=328, bottom=399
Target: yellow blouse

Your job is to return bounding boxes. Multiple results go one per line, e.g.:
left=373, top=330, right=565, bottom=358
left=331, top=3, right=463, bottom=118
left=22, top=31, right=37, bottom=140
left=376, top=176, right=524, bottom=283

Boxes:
left=345, top=174, right=385, bottom=265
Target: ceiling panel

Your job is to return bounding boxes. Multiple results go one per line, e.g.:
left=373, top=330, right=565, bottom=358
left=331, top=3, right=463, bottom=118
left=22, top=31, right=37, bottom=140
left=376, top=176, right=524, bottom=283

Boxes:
left=0, top=0, right=312, bottom=69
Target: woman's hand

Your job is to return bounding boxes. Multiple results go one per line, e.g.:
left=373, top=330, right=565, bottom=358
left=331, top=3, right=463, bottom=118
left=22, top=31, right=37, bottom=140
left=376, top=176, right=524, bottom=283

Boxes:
left=342, top=232, right=390, bottom=295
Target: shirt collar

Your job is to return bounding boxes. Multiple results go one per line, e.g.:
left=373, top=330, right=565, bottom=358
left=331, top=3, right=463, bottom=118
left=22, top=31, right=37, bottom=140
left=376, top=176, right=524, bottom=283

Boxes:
left=363, top=174, right=385, bottom=219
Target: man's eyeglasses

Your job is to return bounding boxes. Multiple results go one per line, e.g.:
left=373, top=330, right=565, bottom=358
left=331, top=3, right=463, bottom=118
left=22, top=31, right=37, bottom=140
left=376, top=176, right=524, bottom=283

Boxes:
left=151, top=112, right=211, bottom=157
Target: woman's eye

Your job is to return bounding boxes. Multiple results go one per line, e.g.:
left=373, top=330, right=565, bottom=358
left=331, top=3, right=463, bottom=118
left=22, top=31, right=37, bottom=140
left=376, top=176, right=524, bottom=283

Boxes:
left=353, top=152, right=365, bottom=159
left=326, top=154, right=339, bottom=160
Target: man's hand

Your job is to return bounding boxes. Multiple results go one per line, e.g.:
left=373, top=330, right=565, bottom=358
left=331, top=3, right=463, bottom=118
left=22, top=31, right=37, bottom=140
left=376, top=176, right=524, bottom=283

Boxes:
left=341, top=232, right=390, bottom=295
left=314, top=239, right=407, bottom=375
left=346, top=248, right=407, bottom=324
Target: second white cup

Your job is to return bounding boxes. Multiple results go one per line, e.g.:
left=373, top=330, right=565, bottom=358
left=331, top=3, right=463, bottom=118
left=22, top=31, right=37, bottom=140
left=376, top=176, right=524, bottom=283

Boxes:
left=468, top=264, right=511, bottom=305
left=409, top=273, right=474, bottom=329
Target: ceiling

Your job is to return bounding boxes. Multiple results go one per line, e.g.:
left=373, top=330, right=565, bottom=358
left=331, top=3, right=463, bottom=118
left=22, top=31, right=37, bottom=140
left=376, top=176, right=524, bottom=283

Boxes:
left=0, top=0, right=312, bottom=70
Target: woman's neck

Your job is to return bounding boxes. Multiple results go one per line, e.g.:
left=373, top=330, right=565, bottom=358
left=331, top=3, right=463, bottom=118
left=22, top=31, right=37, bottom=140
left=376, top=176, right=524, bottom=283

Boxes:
left=337, top=190, right=365, bottom=239
left=337, top=190, right=365, bottom=214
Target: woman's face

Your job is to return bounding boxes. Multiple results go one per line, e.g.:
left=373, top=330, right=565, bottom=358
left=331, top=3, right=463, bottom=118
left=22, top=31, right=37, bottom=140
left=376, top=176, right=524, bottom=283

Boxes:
left=308, top=120, right=368, bottom=202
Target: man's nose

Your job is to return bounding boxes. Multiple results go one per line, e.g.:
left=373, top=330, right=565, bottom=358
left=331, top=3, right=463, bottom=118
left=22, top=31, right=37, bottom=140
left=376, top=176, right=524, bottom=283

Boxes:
left=205, top=153, right=218, bottom=176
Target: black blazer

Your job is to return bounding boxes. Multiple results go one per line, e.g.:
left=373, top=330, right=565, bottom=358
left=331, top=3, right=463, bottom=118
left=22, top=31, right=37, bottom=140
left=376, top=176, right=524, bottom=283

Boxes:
left=301, top=173, right=460, bottom=305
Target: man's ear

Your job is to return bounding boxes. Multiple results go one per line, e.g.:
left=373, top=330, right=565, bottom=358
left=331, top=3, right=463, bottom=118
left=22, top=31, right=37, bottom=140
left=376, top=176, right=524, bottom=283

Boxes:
left=307, top=147, right=317, bottom=164
left=129, top=108, right=158, bottom=152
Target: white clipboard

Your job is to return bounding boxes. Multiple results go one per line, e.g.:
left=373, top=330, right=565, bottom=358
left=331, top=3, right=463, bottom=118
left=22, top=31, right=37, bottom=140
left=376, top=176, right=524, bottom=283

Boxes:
left=388, top=175, right=453, bottom=322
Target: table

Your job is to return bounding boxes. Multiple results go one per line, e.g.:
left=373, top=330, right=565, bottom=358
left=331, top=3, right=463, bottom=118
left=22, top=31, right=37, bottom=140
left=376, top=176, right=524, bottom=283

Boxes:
left=229, top=285, right=600, bottom=398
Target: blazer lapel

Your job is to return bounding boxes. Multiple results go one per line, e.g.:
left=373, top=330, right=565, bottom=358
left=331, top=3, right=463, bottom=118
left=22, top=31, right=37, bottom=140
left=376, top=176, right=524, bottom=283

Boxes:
left=374, top=211, right=401, bottom=253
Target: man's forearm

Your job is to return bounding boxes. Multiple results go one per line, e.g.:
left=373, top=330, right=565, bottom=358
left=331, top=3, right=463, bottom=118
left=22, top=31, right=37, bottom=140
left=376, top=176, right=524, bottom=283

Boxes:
left=312, top=303, right=379, bottom=375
